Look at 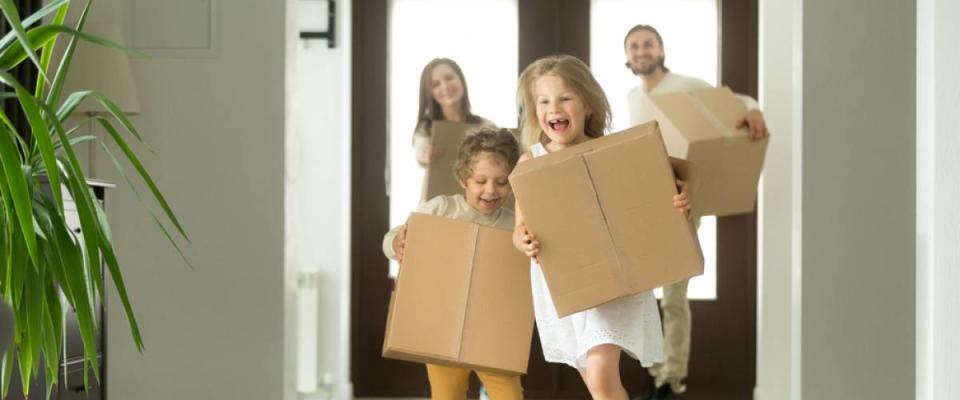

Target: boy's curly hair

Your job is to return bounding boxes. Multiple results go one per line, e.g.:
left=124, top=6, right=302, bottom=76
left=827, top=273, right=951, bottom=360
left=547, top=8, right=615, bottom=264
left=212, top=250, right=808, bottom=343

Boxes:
left=453, top=128, right=521, bottom=183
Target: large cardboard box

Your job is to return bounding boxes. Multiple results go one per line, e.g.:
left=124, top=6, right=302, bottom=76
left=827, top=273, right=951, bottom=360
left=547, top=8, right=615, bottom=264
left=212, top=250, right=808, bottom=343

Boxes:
left=509, top=122, right=704, bottom=318
left=382, top=213, right=534, bottom=375
left=423, top=122, right=471, bottom=200
left=645, top=86, right=769, bottom=217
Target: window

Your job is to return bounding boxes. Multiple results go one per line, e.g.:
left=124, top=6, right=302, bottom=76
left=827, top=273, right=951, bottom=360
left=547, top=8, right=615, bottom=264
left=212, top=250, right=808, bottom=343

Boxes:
left=591, top=0, right=719, bottom=299
left=388, top=0, right=518, bottom=276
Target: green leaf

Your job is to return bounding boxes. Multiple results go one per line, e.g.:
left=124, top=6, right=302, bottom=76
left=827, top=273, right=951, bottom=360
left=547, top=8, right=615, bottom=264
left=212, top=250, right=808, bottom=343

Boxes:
left=0, top=0, right=48, bottom=81
left=34, top=0, right=69, bottom=97
left=101, top=143, right=193, bottom=269
left=45, top=0, right=91, bottom=109
left=0, top=0, right=67, bottom=51
left=0, top=72, right=63, bottom=213
left=1, top=345, right=14, bottom=398
left=60, top=91, right=148, bottom=145
left=0, top=24, right=59, bottom=70
left=0, top=126, right=39, bottom=267
left=23, top=265, right=44, bottom=385
left=0, top=24, right=148, bottom=70
left=97, top=118, right=188, bottom=239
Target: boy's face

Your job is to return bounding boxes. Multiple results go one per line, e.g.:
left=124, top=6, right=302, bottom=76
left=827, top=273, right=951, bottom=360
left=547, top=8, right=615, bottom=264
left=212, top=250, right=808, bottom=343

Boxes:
left=534, top=75, right=590, bottom=146
left=460, top=152, right=512, bottom=215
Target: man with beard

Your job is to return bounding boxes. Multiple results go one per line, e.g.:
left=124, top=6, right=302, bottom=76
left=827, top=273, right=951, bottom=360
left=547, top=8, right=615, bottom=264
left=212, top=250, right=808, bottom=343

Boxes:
left=623, top=24, right=769, bottom=400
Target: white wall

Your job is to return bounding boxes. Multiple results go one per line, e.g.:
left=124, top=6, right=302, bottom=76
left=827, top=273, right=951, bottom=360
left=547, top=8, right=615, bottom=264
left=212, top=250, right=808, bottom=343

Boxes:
left=86, top=1, right=290, bottom=399
left=916, top=0, right=960, bottom=398
left=287, top=0, right=353, bottom=399
left=756, top=0, right=801, bottom=397
left=801, top=0, right=915, bottom=398
left=759, top=0, right=918, bottom=399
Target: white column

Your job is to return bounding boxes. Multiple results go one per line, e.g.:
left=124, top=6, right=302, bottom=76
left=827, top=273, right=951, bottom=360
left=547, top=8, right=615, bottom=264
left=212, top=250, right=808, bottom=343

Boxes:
left=756, top=0, right=802, bottom=398
left=800, top=0, right=916, bottom=398
left=917, top=0, right=960, bottom=398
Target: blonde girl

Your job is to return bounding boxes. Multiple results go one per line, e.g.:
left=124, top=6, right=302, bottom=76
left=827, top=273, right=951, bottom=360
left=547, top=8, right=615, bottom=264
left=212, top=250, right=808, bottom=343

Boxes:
left=512, top=55, right=694, bottom=400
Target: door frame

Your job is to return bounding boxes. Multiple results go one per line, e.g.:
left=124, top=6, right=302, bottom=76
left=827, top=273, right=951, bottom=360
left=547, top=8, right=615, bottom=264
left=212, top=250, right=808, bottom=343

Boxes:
left=350, top=0, right=758, bottom=397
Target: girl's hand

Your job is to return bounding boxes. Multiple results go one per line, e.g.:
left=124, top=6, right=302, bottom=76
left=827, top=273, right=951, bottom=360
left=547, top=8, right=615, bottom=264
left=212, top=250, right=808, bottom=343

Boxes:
left=673, top=179, right=692, bottom=218
left=737, top=109, right=769, bottom=141
left=392, top=224, right=408, bottom=262
left=515, top=224, right=541, bottom=261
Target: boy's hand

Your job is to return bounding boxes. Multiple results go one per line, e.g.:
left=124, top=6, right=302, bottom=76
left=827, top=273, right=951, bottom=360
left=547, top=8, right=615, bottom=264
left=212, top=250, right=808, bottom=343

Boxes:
left=515, top=224, right=541, bottom=261
left=737, top=109, right=769, bottom=141
left=392, top=224, right=408, bottom=262
left=673, top=179, right=692, bottom=218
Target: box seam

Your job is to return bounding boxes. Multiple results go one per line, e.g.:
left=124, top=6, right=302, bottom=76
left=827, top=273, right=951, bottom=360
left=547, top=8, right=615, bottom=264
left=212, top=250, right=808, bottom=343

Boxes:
left=456, top=223, right=480, bottom=361
left=578, top=155, right=630, bottom=294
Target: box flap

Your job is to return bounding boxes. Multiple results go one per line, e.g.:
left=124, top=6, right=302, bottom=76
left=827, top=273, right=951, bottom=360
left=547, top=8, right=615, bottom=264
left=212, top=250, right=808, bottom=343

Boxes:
left=583, top=130, right=704, bottom=293
left=459, top=224, right=534, bottom=374
left=649, top=87, right=768, bottom=217
left=688, top=136, right=769, bottom=217
left=508, top=122, right=704, bottom=317
left=388, top=213, right=476, bottom=359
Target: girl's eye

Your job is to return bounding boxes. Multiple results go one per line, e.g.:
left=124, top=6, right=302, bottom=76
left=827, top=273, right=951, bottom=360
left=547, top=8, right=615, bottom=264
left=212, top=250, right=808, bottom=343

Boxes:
left=497, top=181, right=509, bottom=186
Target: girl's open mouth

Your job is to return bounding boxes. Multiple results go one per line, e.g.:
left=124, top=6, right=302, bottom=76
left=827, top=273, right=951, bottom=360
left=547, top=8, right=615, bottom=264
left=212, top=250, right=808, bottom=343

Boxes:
left=549, top=118, right=570, bottom=132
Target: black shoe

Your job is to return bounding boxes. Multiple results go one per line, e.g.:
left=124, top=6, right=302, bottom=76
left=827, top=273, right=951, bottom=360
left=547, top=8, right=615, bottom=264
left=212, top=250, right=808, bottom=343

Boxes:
left=638, top=385, right=677, bottom=400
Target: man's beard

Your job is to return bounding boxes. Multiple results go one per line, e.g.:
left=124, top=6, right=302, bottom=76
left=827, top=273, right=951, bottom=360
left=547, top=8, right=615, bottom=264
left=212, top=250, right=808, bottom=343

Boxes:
left=632, top=56, right=664, bottom=76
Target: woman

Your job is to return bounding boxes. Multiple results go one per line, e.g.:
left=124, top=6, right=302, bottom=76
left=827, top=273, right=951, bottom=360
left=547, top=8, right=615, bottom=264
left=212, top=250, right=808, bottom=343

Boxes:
left=411, top=58, right=495, bottom=167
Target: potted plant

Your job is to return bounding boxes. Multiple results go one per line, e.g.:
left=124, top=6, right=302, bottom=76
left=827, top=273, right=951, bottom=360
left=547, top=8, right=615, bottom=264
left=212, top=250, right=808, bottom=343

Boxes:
left=0, top=0, right=188, bottom=397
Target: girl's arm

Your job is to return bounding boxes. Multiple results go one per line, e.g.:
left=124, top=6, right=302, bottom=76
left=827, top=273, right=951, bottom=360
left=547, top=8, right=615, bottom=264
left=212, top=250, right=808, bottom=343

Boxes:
left=669, top=157, right=699, bottom=217
left=512, top=152, right=541, bottom=260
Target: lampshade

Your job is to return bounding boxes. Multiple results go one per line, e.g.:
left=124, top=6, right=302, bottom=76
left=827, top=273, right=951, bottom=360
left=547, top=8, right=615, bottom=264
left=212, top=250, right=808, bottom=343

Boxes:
left=61, top=22, right=140, bottom=115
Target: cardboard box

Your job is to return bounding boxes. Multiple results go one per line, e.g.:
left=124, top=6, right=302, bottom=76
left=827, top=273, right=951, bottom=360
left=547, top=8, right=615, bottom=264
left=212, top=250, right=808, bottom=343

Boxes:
left=382, top=213, right=534, bottom=375
left=423, top=122, right=471, bottom=200
left=509, top=122, right=704, bottom=318
left=646, top=86, right=769, bottom=217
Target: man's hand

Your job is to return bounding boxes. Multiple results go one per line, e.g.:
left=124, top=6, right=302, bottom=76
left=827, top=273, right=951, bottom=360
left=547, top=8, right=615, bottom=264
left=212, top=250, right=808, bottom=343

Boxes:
left=737, top=109, right=769, bottom=141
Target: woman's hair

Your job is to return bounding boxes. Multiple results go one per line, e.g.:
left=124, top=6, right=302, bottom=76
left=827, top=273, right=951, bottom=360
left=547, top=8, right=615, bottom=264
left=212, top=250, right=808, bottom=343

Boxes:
left=415, top=58, right=483, bottom=137
left=516, top=55, right=611, bottom=148
left=623, top=24, right=670, bottom=74
left=453, top=128, right=521, bottom=183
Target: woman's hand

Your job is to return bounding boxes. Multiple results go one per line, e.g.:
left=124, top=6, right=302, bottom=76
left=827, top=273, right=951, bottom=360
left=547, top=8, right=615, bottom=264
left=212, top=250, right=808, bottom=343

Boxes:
left=392, top=224, right=408, bottom=262
left=416, top=144, right=443, bottom=165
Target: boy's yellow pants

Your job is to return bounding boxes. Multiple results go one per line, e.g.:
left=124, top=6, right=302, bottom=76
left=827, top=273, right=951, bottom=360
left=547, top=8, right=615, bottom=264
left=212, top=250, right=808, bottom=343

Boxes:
left=426, top=364, right=523, bottom=400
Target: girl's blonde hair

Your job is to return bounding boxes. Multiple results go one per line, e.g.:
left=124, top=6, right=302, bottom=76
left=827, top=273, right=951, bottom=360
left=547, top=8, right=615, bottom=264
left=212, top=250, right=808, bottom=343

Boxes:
left=516, top=55, right=611, bottom=148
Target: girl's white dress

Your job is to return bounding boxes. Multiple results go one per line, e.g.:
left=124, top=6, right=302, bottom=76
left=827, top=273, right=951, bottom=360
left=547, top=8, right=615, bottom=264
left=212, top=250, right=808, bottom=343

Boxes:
left=528, top=142, right=665, bottom=370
